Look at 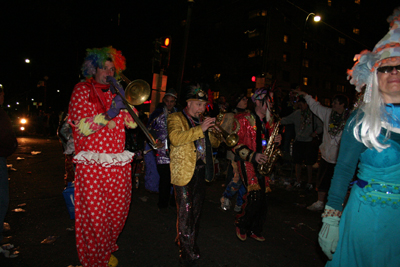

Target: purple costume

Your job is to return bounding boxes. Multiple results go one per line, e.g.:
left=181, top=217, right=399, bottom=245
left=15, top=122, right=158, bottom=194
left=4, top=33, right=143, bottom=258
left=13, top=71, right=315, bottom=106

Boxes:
left=148, top=105, right=178, bottom=208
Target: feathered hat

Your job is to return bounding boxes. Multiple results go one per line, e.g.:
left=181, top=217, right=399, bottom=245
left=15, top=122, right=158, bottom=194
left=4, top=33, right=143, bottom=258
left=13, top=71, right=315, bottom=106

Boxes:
left=186, top=83, right=208, bottom=102
left=347, top=7, right=400, bottom=103
left=81, top=46, right=126, bottom=80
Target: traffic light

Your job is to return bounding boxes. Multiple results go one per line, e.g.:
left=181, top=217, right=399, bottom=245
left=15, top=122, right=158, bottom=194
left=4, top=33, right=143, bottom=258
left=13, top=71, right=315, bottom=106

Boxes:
left=152, top=36, right=171, bottom=72
left=160, top=36, right=171, bottom=70
left=163, top=37, right=170, bottom=47
left=251, top=76, right=256, bottom=82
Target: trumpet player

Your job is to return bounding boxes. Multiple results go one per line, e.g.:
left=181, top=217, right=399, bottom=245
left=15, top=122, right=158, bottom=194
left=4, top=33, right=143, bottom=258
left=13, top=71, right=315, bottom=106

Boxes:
left=167, top=84, right=220, bottom=266
left=232, top=87, right=282, bottom=242
left=68, top=47, right=138, bottom=267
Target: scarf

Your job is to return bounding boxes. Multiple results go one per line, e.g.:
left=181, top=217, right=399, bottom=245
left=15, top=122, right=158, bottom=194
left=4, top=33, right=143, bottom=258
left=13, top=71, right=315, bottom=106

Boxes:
left=87, top=78, right=112, bottom=114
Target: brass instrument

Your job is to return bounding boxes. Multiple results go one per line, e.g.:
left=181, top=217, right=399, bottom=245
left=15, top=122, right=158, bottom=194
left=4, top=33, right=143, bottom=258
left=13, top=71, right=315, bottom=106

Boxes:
left=110, top=73, right=158, bottom=149
left=212, top=124, right=239, bottom=147
left=120, top=73, right=151, bottom=106
left=257, top=120, right=283, bottom=176
left=210, top=110, right=239, bottom=147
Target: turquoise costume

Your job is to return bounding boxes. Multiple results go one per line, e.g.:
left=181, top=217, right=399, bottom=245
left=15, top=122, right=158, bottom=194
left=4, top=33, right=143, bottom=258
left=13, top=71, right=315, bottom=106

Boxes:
left=326, top=105, right=400, bottom=267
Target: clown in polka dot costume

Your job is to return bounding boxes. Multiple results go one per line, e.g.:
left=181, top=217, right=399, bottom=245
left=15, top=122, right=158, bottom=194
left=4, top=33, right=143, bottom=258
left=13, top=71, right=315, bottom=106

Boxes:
left=68, top=47, right=137, bottom=267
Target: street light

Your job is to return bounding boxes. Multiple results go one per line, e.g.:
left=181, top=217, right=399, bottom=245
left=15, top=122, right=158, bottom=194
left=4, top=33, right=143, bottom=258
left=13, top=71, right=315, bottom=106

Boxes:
left=25, top=59, right=30, bottom=64
left=299, top=13, right=321, bottom=85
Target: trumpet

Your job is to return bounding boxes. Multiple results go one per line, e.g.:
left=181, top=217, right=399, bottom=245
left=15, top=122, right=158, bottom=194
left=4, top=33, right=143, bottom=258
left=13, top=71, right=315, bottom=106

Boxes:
left=109, top=73, right=158, bottom=149
left=208, top=111, right=239, bottom=147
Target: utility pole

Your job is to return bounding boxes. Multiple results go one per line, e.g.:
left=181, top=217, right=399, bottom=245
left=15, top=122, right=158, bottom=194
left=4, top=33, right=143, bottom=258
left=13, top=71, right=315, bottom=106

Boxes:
left=176, top=0, right=194, bottom=95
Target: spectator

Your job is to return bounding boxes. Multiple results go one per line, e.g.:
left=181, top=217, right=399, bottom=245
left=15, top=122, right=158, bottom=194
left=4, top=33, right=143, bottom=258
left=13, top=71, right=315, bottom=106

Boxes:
left=318, top=8, right=400, bottom=265
left=293, top=91, right=350, bottom=211
left=281, top=97, right=323, bottom=190
left=0, top=86, right=18, bottom=245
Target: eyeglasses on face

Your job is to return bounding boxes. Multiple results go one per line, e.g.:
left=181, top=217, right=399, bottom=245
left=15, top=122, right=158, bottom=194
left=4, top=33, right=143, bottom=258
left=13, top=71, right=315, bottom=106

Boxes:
left=377, top=65, right=400, bottom=74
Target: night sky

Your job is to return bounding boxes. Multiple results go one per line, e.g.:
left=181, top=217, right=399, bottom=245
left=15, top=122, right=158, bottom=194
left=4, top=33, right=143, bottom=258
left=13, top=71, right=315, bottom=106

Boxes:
left=2, top=0, right=187, bottom=110
left=1, top=0, right=397, bottom=112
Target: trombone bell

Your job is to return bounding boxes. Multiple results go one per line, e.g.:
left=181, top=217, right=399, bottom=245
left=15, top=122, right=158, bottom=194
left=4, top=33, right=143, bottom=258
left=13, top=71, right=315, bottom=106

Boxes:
left=125, top=79, right=151, bottom=106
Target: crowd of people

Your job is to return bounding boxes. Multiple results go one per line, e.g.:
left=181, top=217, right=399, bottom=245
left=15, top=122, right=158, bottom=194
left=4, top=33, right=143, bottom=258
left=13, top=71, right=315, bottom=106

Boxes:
left=2, top=6, right=400, bottom=267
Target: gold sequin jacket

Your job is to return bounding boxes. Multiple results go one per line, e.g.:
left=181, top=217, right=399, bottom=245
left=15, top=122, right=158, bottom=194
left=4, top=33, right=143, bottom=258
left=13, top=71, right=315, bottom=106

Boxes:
left=167, top=112, right=220, bottom=186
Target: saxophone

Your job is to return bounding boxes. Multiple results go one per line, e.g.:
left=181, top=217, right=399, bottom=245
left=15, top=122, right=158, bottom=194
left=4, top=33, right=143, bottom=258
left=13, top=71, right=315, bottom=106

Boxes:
left=257, top=119, right=283, bottom=176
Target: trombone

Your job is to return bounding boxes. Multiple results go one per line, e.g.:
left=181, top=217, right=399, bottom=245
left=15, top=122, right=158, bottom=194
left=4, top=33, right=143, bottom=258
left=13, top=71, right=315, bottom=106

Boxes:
left=109, top=73, right=158, bottom=149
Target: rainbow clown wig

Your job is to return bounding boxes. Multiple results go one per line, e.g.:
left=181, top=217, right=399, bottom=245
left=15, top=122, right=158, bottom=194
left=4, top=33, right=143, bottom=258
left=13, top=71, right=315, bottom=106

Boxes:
left=81, top=46, right=126, bottom=80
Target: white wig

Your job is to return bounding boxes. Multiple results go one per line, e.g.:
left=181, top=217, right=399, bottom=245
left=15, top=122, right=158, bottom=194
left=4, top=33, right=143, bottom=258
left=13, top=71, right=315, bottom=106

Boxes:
left=348, top=7, right=400, bottom=151
left=352, top=72, right=390, bottom=152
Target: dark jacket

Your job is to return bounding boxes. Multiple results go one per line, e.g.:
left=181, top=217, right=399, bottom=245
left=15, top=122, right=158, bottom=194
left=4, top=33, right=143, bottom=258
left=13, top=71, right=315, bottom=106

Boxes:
left=0, top=108, right=18, bottom=157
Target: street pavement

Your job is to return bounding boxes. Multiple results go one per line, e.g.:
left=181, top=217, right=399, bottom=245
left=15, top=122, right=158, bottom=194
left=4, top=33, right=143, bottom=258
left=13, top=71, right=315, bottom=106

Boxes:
left=1, top=137, right=328, bottom=267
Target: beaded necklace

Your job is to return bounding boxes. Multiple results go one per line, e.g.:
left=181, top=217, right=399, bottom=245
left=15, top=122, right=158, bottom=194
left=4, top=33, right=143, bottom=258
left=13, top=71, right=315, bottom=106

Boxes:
left=183, top=107, right=206, bottom=161
left=300, top=108, right=312, bottom=131
left=328, top=109, right=350, bottom=137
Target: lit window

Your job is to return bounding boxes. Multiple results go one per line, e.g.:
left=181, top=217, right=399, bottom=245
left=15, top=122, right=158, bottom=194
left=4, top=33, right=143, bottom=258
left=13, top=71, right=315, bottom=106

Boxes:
left=336, top=85, right=346, bottom=92
left=214, top=74, right=221, bottom=82
left=249, top=10, right=267, bottom=19
left=327, top=0, right=332, bottom=6
left=283, top=54, right=287, bottom=62
left=325, top=81, right=331, bottom=90
left=324, top=99, right=331, bottom=106
left=303, top=59, right=309, bottom=68
left=213, top=91, right=220, bottom=99
left=353, top=28, right=360, bottom=35
left=303, top=77, right=308, bottom=86
left=304, top=41, right=308, bottom=49
left=355, top=0, right=360, bottom=4
left=248, top=51, right=256, bottom=58
left=248, top=31, right=260, bottom=38
left=259, top=10, right=267, bottom=16
left=283, top=35, right=289, bottom=43
left=338, top=37, right=346, bottom=45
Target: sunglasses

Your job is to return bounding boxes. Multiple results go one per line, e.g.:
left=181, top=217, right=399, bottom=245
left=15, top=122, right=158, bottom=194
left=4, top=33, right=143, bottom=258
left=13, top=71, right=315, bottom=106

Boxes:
left=377, top=65, right=400, bottom=73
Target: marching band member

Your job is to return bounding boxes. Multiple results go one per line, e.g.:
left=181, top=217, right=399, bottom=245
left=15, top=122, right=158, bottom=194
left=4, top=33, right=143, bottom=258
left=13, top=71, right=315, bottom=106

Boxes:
left=68, top=46, right=137, bottom=267
left=167, top=84, right=220, bottom=266
left=232, top=87, right=281, bottom=242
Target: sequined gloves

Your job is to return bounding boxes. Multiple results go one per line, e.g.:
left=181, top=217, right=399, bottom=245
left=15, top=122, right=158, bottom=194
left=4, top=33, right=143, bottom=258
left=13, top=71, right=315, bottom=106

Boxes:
left=318, top=205, right=342, bottom=260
